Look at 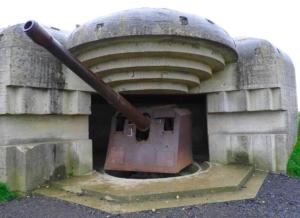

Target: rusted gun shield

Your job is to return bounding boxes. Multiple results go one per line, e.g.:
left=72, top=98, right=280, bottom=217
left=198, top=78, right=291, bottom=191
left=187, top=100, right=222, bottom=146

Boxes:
left=104, top=105, right=193, bottom=174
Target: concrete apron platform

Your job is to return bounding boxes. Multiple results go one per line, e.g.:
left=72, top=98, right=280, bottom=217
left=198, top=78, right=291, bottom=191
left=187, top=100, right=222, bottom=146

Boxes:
left=34, top=163, right=267, bottom=214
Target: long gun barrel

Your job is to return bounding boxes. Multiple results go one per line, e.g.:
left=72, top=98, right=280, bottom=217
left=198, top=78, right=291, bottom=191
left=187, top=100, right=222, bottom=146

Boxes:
left=23, top=21, right=150, bottom=131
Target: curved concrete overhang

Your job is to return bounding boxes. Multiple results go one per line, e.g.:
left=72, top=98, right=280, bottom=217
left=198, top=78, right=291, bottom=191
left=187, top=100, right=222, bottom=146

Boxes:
left=65, top=8, right=238, bottom=94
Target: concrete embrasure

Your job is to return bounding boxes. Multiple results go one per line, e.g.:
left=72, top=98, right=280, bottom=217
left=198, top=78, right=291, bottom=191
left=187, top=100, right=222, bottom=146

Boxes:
left=34, top=164, right=266, bottom=213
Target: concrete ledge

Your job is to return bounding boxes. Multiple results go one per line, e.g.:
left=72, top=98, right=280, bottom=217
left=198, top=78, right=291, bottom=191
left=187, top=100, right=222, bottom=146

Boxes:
left=0, top=87, right=91, bottom=115
left=0, top=115, right=89, bottom=146
left=34, top=164, right=267, bottom=214
left=0, top=139, right=92, bottom=191
left=207, top=88, right=283, bottom=113
left=207, top=111, right=287, bottom=134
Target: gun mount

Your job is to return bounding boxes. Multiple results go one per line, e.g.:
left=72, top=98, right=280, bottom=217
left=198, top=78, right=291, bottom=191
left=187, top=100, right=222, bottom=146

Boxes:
left=23, top=20, right=193, bottom=173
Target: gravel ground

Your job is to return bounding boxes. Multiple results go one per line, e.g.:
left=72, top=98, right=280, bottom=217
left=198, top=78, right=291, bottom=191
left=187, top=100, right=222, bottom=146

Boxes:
left=1, top=173, right=300, bottom=218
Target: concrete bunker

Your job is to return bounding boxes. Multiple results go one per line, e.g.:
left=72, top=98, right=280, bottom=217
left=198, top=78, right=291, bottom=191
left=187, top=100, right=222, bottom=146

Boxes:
left=0, top=8, right=297, bottom=193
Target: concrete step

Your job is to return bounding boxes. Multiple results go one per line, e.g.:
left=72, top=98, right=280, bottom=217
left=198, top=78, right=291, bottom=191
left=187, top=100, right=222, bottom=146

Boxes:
left=80, top=164, right=254, bottom=203
left=34, top=163, right=267, bottom=213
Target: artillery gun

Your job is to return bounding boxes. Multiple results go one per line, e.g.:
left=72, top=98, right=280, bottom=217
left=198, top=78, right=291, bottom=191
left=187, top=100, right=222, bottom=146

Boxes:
left=23, top=21, right=193, bottom=174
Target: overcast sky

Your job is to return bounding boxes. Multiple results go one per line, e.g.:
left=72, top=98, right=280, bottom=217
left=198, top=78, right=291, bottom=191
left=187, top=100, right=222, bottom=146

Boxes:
left=1, top=0, right=299, bottom=105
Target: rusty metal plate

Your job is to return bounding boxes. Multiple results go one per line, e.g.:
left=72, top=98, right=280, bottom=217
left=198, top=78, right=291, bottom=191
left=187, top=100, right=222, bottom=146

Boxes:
left=104, top=105, right=193, bottom=174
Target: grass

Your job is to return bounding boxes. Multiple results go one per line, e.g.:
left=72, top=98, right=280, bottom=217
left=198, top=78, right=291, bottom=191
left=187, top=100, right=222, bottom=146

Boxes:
left=0, top=182, right=16, bottom=202
left=287, top=113, right=300, bottom=177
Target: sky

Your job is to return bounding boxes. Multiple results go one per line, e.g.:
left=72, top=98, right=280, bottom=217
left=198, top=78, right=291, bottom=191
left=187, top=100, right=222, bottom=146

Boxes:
left=1, top=0, right=299, bottom=105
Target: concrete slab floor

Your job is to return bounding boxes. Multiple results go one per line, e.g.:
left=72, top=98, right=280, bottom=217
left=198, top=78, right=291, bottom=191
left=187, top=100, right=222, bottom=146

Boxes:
left=34, top=163, right=267, bottom=214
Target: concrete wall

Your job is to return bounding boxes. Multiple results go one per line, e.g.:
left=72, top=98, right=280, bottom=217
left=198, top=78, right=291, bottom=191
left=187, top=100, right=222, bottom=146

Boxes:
left=204, top=38, right=297, bottom=172
left=0, top=24, right=93, bottom=191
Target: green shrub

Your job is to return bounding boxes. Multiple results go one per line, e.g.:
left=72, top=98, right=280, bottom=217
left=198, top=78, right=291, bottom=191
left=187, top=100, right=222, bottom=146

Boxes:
left=287, top=113, right=300, bottom=177
left=0, top=182, right=15, bottom=202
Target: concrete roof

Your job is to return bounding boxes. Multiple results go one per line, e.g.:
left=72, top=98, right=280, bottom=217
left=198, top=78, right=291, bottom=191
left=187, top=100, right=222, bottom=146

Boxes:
left=67, top=7, right=236, bottom=53
left=0, top=24, right=68, bottom=46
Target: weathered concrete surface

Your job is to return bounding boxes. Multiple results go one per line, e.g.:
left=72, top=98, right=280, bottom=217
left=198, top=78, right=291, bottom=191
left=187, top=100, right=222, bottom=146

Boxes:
left=0, top=24, right=67, bottom=89
left=34, top=164, right=266, bottom=214
left=63, top=37, right=232, bottom=93
left=237, top=38, right=298, bottom=152
left=65, top=8, right=237, bottom=94
left=0, top=114, right=92, bottom=191
left=0, top=115, right=89, bottom=145
left=0, top=24, right=91, bottom=114
left=0, top=140, right=92, bottom=191
left=209, top=133, right=289, bottom=171
left=207, top=88, right=283, bottom=112
left=0, top=24, right=93, bottom=192
left=68, top=8, right=237, bottom=52
left=4, top=87, right=91, bottom=114
left=206, top=38, right=298, bottom=172
left=81, top=164, right=253, bottom=203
